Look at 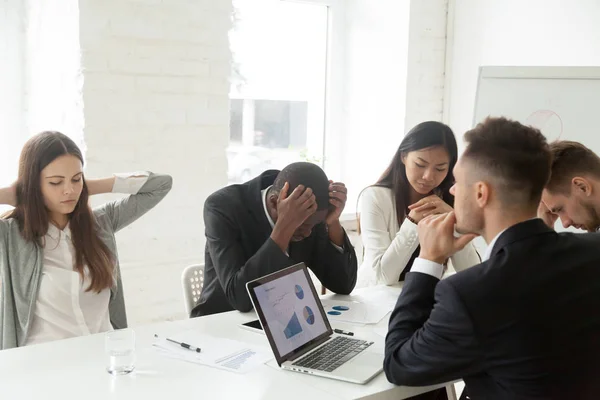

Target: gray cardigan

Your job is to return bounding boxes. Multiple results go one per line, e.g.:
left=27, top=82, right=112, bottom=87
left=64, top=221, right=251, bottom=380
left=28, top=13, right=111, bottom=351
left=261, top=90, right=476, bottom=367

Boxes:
left=0, top=172, right=173, bottom=350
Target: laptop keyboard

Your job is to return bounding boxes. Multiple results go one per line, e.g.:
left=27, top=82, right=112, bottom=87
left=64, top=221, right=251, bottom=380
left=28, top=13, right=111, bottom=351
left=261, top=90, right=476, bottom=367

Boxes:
left=292, top=336, right=374, bottom=372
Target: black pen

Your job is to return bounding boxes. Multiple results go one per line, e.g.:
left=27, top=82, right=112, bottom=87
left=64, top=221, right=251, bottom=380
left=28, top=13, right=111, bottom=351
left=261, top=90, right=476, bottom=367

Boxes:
left=154, top=334, right=201, bottom=353
left=334, top=329, right=354, bottom=336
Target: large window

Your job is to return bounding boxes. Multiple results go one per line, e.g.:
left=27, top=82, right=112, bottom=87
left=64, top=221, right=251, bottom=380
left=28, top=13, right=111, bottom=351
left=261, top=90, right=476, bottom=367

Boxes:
left=228, top=0, right=330, bottom=184
left=0, top=0, right=83, bottom=214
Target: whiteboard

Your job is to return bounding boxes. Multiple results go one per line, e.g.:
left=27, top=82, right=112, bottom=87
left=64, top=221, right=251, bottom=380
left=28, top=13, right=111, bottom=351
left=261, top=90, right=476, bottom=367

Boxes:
left=474, top=66, right=600, bottom=152
left=469, top=66, right=600, bottom=252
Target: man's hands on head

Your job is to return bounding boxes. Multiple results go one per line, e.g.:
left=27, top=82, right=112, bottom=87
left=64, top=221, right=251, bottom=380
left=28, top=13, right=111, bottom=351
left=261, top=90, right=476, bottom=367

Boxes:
left=326, top=181, right=347, bottom=246
left=326, top=181, right=347, bottom=225
left=271, top=183, right=317, bottom=252
left=417, top=212, right=477, bottom=265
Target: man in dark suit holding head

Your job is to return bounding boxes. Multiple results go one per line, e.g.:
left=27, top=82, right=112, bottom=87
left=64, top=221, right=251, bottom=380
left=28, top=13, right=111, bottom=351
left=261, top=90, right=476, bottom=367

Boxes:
left=191, top=162, right=357, bottom=317
left=384, top=117, right=600, bottom=399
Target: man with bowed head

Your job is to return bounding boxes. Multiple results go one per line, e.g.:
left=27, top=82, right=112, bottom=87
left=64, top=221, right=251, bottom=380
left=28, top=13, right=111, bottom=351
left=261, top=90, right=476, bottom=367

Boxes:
left=192, top=162, right=357, bottom=317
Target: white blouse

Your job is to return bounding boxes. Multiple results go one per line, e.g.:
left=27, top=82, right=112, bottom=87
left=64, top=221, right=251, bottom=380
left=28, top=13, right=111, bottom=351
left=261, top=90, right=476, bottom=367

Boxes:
left=357, top=186, right=481, bottom=288
left=24, top=173, right=149, bottom=346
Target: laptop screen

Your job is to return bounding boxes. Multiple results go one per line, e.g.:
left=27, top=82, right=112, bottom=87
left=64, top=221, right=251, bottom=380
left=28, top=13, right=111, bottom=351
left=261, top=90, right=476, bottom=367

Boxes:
left=250, top=265, right=331, bottom=362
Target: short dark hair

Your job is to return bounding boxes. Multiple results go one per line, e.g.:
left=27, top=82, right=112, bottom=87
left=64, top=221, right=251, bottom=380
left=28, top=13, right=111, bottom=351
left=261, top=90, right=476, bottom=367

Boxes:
left=463, top=117, right=551, bottom=206
left=272, top=162, right=330, bottom=210
left=546, top=140, right=600, bottom=194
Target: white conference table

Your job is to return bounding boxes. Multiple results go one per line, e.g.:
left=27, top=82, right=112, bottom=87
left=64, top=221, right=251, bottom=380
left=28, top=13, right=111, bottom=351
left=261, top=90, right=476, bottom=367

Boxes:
left=0, top=285, right=453, bottom=400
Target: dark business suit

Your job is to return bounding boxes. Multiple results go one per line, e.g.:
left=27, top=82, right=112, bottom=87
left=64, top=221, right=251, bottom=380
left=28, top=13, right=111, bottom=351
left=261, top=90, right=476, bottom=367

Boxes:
left=191, top=170, right=358, bottom=317
left=384, top=219, right=600, bottom=400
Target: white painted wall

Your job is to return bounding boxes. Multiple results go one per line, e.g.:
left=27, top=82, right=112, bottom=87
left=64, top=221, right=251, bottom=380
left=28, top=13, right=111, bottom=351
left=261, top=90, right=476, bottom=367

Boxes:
left=78, top=0, right=232, bottom=325
left=447, top=0, right=600, bottom=142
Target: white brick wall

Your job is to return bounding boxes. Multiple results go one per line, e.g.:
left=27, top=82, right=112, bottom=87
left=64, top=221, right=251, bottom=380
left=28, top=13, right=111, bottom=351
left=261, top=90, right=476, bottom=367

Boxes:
left=79, top=0, right=232, bottom=325
left=404, top=0, right=449, bottom=130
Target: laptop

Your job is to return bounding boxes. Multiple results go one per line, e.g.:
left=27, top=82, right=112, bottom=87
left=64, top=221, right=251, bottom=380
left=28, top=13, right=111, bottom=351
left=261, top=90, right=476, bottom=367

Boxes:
left=246, top=263, right=384, bottom=384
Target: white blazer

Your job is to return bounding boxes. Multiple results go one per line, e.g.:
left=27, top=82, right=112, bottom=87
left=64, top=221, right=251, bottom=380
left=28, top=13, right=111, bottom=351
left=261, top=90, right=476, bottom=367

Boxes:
left=357, top=186, right=480, bottom=287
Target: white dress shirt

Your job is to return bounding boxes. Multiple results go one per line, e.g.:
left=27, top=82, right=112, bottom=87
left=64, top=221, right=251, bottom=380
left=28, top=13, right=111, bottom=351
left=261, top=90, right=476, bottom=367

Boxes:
left=481, top=229, right=506, bottom=262
left=24, top=173, right=149, bottom=346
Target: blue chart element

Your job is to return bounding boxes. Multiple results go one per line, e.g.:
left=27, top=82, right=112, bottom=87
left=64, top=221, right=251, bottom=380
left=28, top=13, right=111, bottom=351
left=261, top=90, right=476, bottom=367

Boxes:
left=303, top=306, right=315, bottom=325
left=294, top=284, right=304, bottom=300
left=332, top=306, right=349, bottom=311
left=283, top=312, right=303, bottom=339
left=327, top=311, right=341, bottom=316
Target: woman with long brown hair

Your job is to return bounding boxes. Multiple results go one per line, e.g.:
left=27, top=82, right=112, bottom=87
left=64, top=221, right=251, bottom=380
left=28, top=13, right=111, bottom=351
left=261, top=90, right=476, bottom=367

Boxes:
left=0, top=131, right=172, bottom=349
left=357, top=121, right=479, bottom=288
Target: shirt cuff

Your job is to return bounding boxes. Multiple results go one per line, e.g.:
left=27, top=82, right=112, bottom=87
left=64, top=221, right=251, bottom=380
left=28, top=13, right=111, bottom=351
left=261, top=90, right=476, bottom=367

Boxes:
left=410, top=257, right=444, bottom=280
left=330, top=241, right=344, bottom=253
left=112, top=171, right=150, bottom=194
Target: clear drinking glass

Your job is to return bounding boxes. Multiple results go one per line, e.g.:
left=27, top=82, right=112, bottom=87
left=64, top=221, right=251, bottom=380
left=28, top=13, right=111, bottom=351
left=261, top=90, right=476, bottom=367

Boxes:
left=105, top=328, right=136, bottom=375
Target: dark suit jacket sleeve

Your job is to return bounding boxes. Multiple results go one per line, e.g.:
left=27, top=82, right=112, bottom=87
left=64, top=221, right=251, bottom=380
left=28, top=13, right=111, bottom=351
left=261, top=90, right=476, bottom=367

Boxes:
left=384, top=272, right=483, bottom=386
left=308, top=224, right=358, bottom=295
left=204, top=197, right=295, bottom=313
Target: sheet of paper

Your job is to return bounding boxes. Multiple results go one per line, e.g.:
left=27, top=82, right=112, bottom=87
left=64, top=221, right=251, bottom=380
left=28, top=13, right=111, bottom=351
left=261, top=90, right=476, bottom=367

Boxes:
left=353, top=285, right=399, bottom=310
left=373, top=327, right=388, bottom=338
left=153, top=331, right=272, bottom=374
left=320, top=299, right=390, bottom=324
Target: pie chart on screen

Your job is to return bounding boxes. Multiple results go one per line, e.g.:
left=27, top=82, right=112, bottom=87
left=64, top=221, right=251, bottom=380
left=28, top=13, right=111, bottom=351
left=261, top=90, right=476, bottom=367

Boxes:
left=295, top=284, right=304, bottom=300
left=303, top=306, right=315, bottom=325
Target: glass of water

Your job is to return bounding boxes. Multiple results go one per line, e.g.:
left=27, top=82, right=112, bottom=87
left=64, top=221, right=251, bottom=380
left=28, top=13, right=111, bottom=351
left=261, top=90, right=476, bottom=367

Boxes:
left=105, top=328, right=136, bottom=375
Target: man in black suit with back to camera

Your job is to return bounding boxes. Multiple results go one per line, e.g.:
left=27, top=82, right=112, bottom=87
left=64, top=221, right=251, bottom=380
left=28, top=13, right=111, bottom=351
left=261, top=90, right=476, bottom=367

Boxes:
left=191, top=162, right=357, bottom=317
left=384, top=117, right=600, bottom=399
